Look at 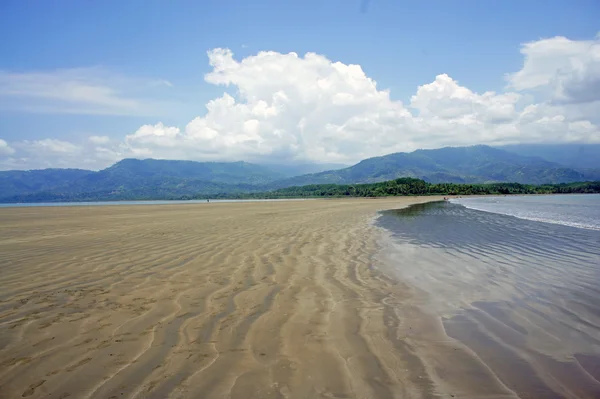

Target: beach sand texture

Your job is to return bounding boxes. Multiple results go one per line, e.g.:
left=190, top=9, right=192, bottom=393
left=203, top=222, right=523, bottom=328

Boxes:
left=0, top=198, right=571, bottom=398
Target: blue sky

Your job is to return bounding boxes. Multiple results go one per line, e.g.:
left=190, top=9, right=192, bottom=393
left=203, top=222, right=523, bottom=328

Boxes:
left=1, top=0, right=599, bottom=169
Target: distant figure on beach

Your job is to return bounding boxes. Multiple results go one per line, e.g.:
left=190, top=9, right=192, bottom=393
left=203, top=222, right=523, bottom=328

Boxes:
left=207, top=199, right=210, bottom=203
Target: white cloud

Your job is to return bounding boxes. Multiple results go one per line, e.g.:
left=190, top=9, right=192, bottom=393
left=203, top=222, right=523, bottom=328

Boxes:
left=0, top=139, right=84, bottom=170
left=93, top=146, right=121, bottom=162
left=410, top=74, right=521, bottom=123
left=88, top=135, right=111, bottom=144
left=113, top=45, right=599, bottom=164
left=113, top=49, right=412, bottom=163
left=507, top=34, right=600, bottom=104
left=18, top=139, right=80, bottom=154
left=0, top=139, right=15, bottom=156
left=4, top=34, right=600, bottom=169
left=0, top=67, right=178, bottom=116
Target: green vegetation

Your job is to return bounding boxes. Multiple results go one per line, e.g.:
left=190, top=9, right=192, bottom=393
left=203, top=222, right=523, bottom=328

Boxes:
left=0, top=168, right=91, bottom=198
left=2, top=177, right=599, bottom=203
left=202, top=178, right=600, bottom=199
left=2, top=146, right=600, bottom=203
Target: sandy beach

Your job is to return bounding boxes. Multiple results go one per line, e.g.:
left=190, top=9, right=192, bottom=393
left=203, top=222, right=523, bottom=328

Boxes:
left=0, top=197, right=456, bottom=399
left=5, top=197, right=594, bottom=398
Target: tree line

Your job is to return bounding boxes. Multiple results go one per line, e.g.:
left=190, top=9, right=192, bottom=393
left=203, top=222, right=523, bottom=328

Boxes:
left=4, top=178, right=599, bottom=203
left=194, top=178, right=600, bottom=199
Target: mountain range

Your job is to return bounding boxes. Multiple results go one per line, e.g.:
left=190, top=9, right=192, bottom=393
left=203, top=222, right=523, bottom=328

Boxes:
left=1, top=144, right=599, bottom=202
left=270, top=145, right=600, bottom=187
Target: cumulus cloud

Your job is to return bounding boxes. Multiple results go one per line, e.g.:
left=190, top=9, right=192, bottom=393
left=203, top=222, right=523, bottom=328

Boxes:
left=113, top=44, right=599, bottom=164
left=88, top=135, right=111, bottom=144
left=0, top=139, right=86, bottom=170
left=0, top=139, right=15, bottom=156
left=18, top=139, right=80, bottom=154
left=410, top=74, right=521, bottom=123
left=4, top=34, right=600, bottom=169
left=113, top=49, right=419, bottom=163
left=507, top=34, right=600, bottom=104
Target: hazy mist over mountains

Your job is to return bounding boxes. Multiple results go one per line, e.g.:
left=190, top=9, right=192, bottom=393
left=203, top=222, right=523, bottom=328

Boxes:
left=2, top=144, right=599, bottom=202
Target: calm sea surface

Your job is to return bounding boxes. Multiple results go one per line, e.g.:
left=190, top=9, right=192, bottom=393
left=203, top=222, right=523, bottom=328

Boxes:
left=377, top=195, right=600, bottom=398
left=453, top=194, right=600, bottom=231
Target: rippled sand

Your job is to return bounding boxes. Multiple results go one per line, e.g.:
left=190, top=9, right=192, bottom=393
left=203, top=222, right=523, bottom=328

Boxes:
left=0, top=198, right=448, bottom=399
left=4, top=198, right=597, bottom=399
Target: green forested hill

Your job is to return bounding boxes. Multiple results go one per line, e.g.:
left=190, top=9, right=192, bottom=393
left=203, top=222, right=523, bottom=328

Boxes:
left=210, top=178, right=600, bottom=199
left=0, top=168, right=92, bottom=198
left=1, top=146, right=600, bottom=202
left=271, top=145, right=593, bottom=188
left=0, top=159, right=280, bottom=201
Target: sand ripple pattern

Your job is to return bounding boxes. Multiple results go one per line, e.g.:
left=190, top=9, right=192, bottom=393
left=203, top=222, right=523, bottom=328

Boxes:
left=0, top=198, right=563, bottom=398
left=0, top=199, right=437, bottom=399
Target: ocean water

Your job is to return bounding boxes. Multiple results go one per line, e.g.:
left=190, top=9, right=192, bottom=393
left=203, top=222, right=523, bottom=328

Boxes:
left=452, top=194, right=600, bottom=231
left=377, top=196, right=600, bottom=398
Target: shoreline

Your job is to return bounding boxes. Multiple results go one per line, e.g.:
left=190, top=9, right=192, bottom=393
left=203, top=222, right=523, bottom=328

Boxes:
left=3, top=179, right=598, bottom=207
left=2, top=191, right=598, bottom=209
left=0, top=196, right=438, bottom=209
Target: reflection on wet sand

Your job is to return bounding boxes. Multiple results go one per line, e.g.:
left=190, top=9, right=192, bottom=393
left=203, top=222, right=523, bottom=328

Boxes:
left=379, top=201, right=600, bottom=398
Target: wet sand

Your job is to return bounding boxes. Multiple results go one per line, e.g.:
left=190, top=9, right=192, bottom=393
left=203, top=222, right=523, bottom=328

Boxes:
left=378, top=202, right=600, bottom=399
left=1, top=198, right=593, bottom=398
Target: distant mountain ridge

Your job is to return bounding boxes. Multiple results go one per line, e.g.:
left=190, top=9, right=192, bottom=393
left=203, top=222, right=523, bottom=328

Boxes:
left=497, top=144, right=600, bottom=170
left=0, top=159, right=282, bottom=202
left=1, top=145, right=599, bottom=202
left=0, top=168, right=92, bottom=199
left=90, top=158, right=285, bottom=186
left=271, top=145, right=598, bottom=187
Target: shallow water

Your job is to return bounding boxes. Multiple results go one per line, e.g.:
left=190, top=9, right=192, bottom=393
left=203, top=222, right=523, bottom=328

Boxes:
left=452, top=194, right=600, bottom=231
left=377, top=199, right=600, bottom=398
